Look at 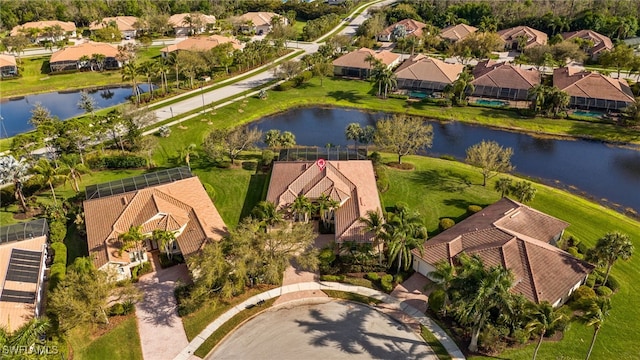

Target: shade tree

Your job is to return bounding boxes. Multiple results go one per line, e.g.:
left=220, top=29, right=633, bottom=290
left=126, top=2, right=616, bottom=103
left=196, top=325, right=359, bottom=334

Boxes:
left=465, top=140, right=514, bottom=186
left=374, top=114, right=434, bottom=164
left=204, top=127, right=263, bottom=165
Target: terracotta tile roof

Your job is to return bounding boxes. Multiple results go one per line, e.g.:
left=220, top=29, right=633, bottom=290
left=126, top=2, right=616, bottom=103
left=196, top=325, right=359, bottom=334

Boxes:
left=89, top=16, right=139, bottom=31
left=168, top=13, right=216, bottom=28
left=83, top=176, right=227, bottom=269
left=473, top=60, right=540, bottom=89
left=379, top=19, right=427, bottom=38
left=266, top=160, right=383, bottom=243
left=440, top=24, right=478, bottom=42
left=394, top=54, right=464, bottom=84
left=562, top=30, right=613, bottom=55
left=10, top=20, right=76, bottom=36
left=498, top=26, right=548, bottom=48
left=553, top=66, right=635, bottom=103
left=0, top=54, right=17, bottom=67
left=238, top=12, right=280, bottom=27
left=0, top=235, right=47, bottom=332
left=333, top=47, right=400, bottom=69
left=161, top=35, right=242, bottom=53
left=50, top=42, right=118, bottom=63
left=413, top=198, right=592, bottom=304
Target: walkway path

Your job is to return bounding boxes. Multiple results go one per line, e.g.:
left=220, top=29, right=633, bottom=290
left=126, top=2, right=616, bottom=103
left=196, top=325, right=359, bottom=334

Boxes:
left=173, top=281, right=465, bottom=360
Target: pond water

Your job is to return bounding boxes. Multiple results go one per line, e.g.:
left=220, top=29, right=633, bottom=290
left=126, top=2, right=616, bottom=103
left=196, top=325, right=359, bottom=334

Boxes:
left=0, top=85, right=153, bottom=137
left=254, top=107, right=640, bottom=212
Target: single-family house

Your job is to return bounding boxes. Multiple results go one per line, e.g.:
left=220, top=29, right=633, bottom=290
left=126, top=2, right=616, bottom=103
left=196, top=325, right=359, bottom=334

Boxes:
left=561, top=30, right=613, bottom=60
left=333, top=47, right=401, bottom=78
left=394, top=54, right=464, bottom=95
left=90, top=16, right=140, bottom=39
left=440, top=23, right=478, bottom=42
left=412, top=198, right=593, bottom=307
left=498, top=26, right=547, bottom=50
left=266, top=159, right=383, bottom=244
left=10, top=20, right=77, bottom=43
left=237, top=12, right=287, bottom=35
left=0, top=54, right=18, bottom=78
left=377, top=19, right=427, bottom=42
left=169, top=13, right=216, bottom=37
left=553, top=66, right=636, bottom=111
left=0, top=219, right=49, bottom=332
left=160, top=35, right=242, bottom=58
left=83, top=167, right=227, bottom=281
left=49, top=42, right=121, bottom=72
left=472, top=60, right=540, bottom=101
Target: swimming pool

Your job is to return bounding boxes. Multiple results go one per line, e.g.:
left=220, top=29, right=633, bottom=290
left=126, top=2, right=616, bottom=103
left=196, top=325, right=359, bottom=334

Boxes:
left=572, top=110, right=604, bottom=119
left=475, top=99, right=509, bottom=106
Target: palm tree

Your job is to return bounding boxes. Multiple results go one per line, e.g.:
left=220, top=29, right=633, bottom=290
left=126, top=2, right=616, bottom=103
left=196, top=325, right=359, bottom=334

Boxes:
left=138, top=60, right=155, bottom=101
left=6, top=318, right=49, bottom=349
left=291, top=194, right=314, bottom=223
left=30, top=159, right=65, bottom=205
left=379, top=68, right=397, bottom=99
left=345, top=123, right=363, bottom=151
left=91, top=53, right=106, bottom=72
left=548, top=87, right=570, bottom=117
left=427, top=261, right=456, bottom=316
left=528, top=84, right=547, bottom=114
left=526, top=301, right=569, bottom=360
left=251, top=201, right=284, bottom=231
left=78, top=54, right=90, bottom=70
left=588, top=232, right=634, bottom=285
left=364, top=53, right=380, bottom=77
left=494, top=177, right=512, bottom=198
left=121, top=61, right=140, bottom=105
left=0, top=155, right=30, bottom=213
left=118, top=225, right=146, bottom=262
left=154, top=59, right=171, bottom=95
left=383, top=206, right=428, bottom=274
left=452, top=71, right=475, bottom=104
left=511, top=181, right=537, bottom=203
left=317, top=193, right=339, bottom=224
left=180, top=143, right=198, bottom=170
left=153, top=229, right=176, bottom=260
left=62, top=157, right=90, bottom=193
left=359, top=210, right=385, bottom=265
left=583, top=298, right=611, bottom=360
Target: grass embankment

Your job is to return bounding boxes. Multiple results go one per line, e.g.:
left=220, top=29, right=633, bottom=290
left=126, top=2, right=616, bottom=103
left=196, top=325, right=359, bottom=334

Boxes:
left=67, top=315, right=143, bottom=360
left=322, top=290, right=382, bottom=305
left=192, top=298, right=277, bottom=358
left=377, top=154, right=640, bottom=360
left=421, top=325, right=453, bottom=360
left=1, top=46, right=162, bottom=98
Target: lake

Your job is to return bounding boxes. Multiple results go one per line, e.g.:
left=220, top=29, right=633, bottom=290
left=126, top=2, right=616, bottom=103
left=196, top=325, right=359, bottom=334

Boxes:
left=254, top=107, right=640, bottom=212
left=0, top=85, right=152, bottom=137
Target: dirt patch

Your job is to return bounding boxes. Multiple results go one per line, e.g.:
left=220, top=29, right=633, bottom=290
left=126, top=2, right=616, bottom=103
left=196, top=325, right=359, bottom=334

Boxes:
left=13, top=208, right=43, bottom=220
left=89, top=314, right=133, bottom=339
left=386, top=162, right=415, bottom=171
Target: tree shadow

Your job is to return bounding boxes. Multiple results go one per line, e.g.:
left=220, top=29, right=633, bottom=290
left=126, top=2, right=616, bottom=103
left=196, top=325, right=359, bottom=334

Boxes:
left=40, top=60, right=51, bottom=74
left=327, top=90, right=365, bottom=103
left=410, top=169, right=472, bottom=193
left=239, top=173, right=268, bottom=221
left=443, top=198, right=472, bottom=210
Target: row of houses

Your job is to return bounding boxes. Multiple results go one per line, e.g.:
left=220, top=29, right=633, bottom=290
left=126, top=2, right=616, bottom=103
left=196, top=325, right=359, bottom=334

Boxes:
left=332, top=48, right=636, bottom=110
left=1, top=161, right=594, bottom=331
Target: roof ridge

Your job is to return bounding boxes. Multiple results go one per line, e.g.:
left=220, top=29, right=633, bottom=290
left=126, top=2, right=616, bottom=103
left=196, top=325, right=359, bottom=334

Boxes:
left=520, top=240, right=540, bottom=303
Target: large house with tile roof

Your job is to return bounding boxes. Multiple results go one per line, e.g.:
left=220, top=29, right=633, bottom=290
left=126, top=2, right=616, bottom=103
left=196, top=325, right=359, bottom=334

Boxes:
left=0, top=54, right=18, bottom=78
left=472, top=60, right=540, bottom=101
left=412, top=198, right=593, bottom=307
left=498, top=26, right=547, bottom=50
left=377, top=19, right=427, bottom=42
left=237, top=12, right=287, bottom=35
left=160, top=35, right=242, bottom=58
left=90, top=16, right=140, bottom=39
left=440, top=23, right=477, bottom=42
left=553, top=66, right=636, bottom=111
left=0, top=219, right=48, bottom=332
left=394, top=54, right=464, bottom=94
left=333, top=47, right=401, bottom=79
left=266, top=159, right=383, bottom=243
left=49, top=42, right=121, bottom=72
left=169, top=13, right=216, bottom=36
left=562, top=30, right=613, bottom=60
left=10, top=20, right=76, bottom=43
left=83, top=168, right=227, bottom=280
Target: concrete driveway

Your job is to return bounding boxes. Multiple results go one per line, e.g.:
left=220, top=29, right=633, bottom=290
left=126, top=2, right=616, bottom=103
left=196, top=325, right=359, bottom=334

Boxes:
left=208, top=301, right=437, bottom=360
left=135, top=261, right=191, bottom=360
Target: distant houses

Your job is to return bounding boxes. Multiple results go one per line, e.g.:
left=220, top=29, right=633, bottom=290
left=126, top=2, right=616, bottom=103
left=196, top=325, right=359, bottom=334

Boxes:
left=472, top=60, right=540, bottom=102
left=377, top=19, right=426, bottom=42
left=10, top=20, right=76, bottom=43
left=169, top=13, right=216, bottom=36
left=394, top=54, right=464, bottom=94
left=332, top=47, right=401, bottom=78
left=90, top=16, right=140, bottom=39
left=237, top=12, right=287, bottom=35
left=561, top=30, right=613, bottom=60
left=553, top=66, right=635, bottom=110
left=0, top=54, right=18, bottom=78
left=49, top=42, right=121, bottom=72
left=160, top=35, right=242, bottom=58
left=440, top=23, right=477, bottom=42
left=498, top=26, right=547, bottom=50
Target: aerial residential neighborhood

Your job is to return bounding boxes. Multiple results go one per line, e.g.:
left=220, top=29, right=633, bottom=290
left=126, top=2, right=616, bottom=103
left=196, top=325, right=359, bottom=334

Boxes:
left=0, top=0, right=639, bottom=360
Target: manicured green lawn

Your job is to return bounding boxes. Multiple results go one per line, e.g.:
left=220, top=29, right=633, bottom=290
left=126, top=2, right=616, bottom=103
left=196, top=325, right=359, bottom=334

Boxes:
left=292, top=19, right=307, bottom=40
left=68, top=316, right=143, bottom=360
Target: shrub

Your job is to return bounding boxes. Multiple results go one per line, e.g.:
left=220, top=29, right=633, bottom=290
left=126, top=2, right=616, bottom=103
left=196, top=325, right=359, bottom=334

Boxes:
left=596, top=286, right=613, bottom=297
left=158, top=126, right=171, bottom=137
left=567, top=247, right=580, bottom=257
left=467, top=205, right=483, bottom=214
left=439, top=154, right=456, bottom=161
left=275, top=80, right=295, bottom=91
left=48, top=263, right=66, bottom=290
left=122, top=300, right=135, bottom=315
left=387, top=162, right=414, bottom=170
left=512, top=328, right=530, bottom=345
left=439, top=218, right=455, bottom=231
left=388, top=94, right=409, bottom=100
left=479, top=324, right=508, bottom=354
left=49, top=220, right=67, bottom=243
left=294, top=70, right=313, bottom=86
left=380, top=274, right=394, bottom=292
left=585, top=274, right=596, bottom=288
left=366, top=272, right=380, bottom=282
left=110, top=303, right=125, bottom=316
left=394, top=273, right=404, bottom=284
left=51, top=242, right=67, bottom=265
left=242, top=161, right=258, bottom=171
left=375, top=165, right=389, bottom=193
left=428, top=289, right=446, bottom=314
left=261, top=150, right=275, bottom=166
left=319, top=247, right=336, bottom=266
left=570, top=285, right=597, bottom=310
left=89, top=155, right=147, bottom=169
left=605, top=275, right=620, bottom=292
left=369, top=152, right=382, bottom=166
left=320, top=274, right=344, bottom=282
left=216, top=160, right=232, bottom=169
left=203, top=183, right=216, bottom=201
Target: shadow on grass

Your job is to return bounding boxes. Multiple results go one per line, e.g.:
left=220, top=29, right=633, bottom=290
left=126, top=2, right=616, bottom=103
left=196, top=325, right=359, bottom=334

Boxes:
left=327, top=90, right=365, bottom=103
left=442, top=198, right=472, bottom=210
left=409, top=169, right=472, bottom=193
left=239, top=173, right=268, bottom=221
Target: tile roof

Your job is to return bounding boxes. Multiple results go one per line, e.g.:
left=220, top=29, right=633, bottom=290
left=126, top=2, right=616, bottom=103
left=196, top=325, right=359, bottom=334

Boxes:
left=379, top=19, right=427, bottom=38
left=561, top=30, right=613, bottom=55
left=160, top=35, right=242, bottom=53
left=498, top=26, right=548, bottom=48
left=238, top=12, right=280, bottom=27
left=83, top=176, right=227, bottom=269
left=394, top=54, right=464, bottom=84
left=168, top=13, right=216, bottom=28
left=89, top=16, right=139, bottom=31
left=413, top=198, right=592, bottom=304
left=472, top=60, right=540, bottom=89
left=332, top=47, right=400, bottom=69
left=266, top=160, right=383, bottom=242
left=440, top=24, right=478, bottom=42
left=0, top=54, right=16, bottom=67
left=50, top=42, right=118, bottom=63
left=553, top=66, right=635, bottom=103
left=10, top=20, right=76, bottom=36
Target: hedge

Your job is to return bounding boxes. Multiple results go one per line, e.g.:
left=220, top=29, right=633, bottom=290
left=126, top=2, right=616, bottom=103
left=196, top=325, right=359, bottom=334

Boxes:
left=48, top=220, right=67, bottom=243
left=88, top=155, right=147, bottom=169
left=48, top=263, right=66, bottom=291
left=51, top=242, right=67, bottom=265
left=596, top=286, right=613, bottom=297
left=380, top=274, right=394, bottom=292
left=428, top=289, right=446, bottom=314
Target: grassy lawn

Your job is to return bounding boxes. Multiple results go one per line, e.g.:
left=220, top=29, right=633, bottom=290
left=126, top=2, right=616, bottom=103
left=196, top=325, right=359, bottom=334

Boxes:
left=67, top=316, right=142, bottom=360
left=421, top=325, right=453, bottom=360
left=1, top=46, right=162, bottom=97
left=193, top=298, right=277, bottom=358
left=322, top=290, right=382, bottom=305
left=292, top=19, right=307, bottom=40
